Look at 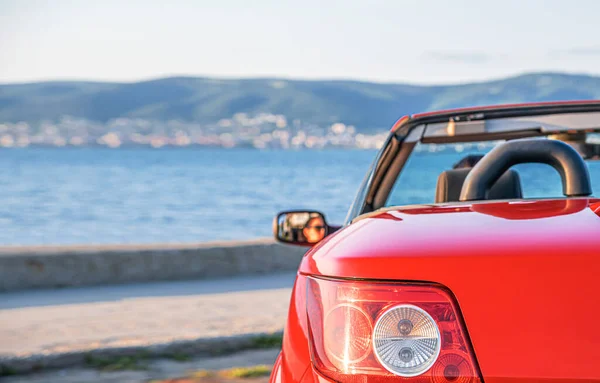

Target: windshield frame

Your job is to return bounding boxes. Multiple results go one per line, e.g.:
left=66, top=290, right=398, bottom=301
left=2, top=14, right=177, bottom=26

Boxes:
left=344, top=102, right=600, bottom=224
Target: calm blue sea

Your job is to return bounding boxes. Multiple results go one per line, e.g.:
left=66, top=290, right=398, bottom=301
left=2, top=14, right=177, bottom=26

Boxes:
left=0, top=148, right=599, bottom=246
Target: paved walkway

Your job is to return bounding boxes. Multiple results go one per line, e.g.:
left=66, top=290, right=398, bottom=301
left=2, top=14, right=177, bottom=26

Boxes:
left=0, top=273, right=295, bottom=358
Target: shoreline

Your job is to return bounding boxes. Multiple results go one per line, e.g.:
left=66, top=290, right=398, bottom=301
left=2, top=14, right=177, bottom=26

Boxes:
left=0, top=145, right=379, bottom=151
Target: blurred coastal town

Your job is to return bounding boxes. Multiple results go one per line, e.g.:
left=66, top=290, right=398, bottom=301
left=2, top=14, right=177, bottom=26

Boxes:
left=2, top=72, right=600, bottom=151
left=0, top=113, right=389, bottom=150
left=3, top=111, right=600, bottom=154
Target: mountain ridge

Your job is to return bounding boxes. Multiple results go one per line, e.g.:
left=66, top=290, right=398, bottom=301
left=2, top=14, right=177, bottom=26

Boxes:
left=1, top=72, right=599, bottom=131
left=3, top=70, right=596, bottom=87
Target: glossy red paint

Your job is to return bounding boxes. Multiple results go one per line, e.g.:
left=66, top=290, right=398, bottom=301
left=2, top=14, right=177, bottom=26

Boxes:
left=388, top=115, right=409, bottom=132
left=273, top=101, right=600, bottom=383
left=591, top=201, right=600, bottom=216
left=277, top=275, right=311, bottom=383
left=285, top=198, right=600, bottom=383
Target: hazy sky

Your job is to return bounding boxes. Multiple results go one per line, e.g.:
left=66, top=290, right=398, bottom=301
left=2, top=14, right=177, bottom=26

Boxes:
left=2, top=0, right=600, bottom=84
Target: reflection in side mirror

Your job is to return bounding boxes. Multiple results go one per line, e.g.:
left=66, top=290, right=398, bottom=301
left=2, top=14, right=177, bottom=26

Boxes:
left=273, top=210, right=329, bottom=246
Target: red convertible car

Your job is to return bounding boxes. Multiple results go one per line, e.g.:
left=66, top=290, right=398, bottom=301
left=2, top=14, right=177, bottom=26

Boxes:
left=271, top=101, right=600, bottom=383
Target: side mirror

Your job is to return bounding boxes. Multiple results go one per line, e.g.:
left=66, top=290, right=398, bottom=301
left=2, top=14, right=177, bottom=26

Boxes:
left=273, top=210, right=330, bottom=246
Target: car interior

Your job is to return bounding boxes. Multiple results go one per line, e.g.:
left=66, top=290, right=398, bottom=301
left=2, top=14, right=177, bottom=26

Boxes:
left=361, top=136, right=599, bottom=218
left=434, top=165, right=522, bottom=203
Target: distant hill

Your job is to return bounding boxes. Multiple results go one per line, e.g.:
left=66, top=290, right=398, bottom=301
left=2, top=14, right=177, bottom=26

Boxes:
left=1, top=73, right=599, bottom=131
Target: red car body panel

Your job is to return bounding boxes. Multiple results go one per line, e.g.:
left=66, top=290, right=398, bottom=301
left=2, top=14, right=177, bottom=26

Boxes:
left=272, top=101, right=600, bottom=383
left=273, top=199, right=600, bottom=383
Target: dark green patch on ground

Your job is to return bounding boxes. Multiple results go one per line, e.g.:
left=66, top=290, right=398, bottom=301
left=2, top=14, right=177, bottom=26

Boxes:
left=84, top=353, right=149, bottom=371
left=0, top=365, right=17, bottom=376
left=221, top=365, right=271, bottom=378
left=249, top=334, right=282, bottom=349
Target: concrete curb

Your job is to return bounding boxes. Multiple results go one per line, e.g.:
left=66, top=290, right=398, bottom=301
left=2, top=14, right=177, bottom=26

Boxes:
left=0, top=331, right=283, bottom=375
left=0, top=239, right=307, bottom=292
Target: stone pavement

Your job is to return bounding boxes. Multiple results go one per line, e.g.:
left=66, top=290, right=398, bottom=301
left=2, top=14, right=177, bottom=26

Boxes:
left=0, top=273, right=295, bottom=373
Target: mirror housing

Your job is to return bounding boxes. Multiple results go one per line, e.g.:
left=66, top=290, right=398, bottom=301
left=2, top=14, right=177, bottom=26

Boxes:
left=273, top=210, right=331, bottom=246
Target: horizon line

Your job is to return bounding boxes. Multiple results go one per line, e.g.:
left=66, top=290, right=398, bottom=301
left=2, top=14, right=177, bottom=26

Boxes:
left=1, top=70, right=599, bottom=87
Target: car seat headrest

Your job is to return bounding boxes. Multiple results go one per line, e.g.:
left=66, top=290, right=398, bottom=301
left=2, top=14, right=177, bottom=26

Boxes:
left=435, top=168, right=523, bottom=203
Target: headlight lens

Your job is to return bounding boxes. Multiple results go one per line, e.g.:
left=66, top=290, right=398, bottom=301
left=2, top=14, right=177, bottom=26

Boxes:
left=373, top=304, right=441, bottom=377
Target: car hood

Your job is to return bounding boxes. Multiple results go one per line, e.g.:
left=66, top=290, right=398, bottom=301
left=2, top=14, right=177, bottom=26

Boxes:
left=300, top=198, right=600, bottom=279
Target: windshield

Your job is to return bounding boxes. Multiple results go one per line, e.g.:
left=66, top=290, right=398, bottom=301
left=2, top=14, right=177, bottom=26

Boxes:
left=386, top=138, right=600, bottom=207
